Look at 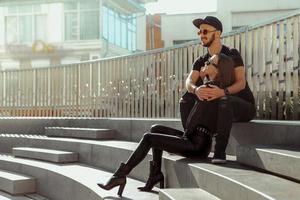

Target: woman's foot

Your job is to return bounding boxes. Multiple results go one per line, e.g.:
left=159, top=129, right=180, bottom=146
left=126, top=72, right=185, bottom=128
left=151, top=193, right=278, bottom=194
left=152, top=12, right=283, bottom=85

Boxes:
left=97, top=163, right=129, bottom=196
left=137, top=161, right=164, bottom=191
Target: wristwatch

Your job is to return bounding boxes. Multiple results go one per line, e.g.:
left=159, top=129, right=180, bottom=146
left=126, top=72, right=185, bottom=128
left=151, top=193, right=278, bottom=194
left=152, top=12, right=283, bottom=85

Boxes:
left=224, top=88, right=230, bottom=95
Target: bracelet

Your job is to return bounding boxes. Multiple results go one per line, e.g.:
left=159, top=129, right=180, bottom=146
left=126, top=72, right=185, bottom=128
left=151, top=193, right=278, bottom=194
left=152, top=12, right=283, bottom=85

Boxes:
left=193, top=87, right=197, bottom=94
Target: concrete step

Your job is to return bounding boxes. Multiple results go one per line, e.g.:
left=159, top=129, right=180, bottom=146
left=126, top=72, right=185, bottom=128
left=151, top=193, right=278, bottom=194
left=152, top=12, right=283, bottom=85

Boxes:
left=0, top=169, right=36, bottom=195
left=0, top=134, right=153, bottom=182
left=13, top=147, right=78, bottom=163
left=0, top=191, right=33, bottom=200
left=25, top=193, right=49, bottom=200
left=2, top=134, right=300, bottom=200
left=159, top=188, right=221, bottom=200
left=189, top=156, right=300, bottom=200
left=45, top=127, right=116, bottom=140
left=236, top=145, right=300, bottom=182
left=0, top=154, right=158, bottom=200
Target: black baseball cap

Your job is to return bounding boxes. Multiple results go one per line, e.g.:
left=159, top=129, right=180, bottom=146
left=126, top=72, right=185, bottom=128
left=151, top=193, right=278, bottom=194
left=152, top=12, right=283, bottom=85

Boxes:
left=193, top=16, right=223, bottom=33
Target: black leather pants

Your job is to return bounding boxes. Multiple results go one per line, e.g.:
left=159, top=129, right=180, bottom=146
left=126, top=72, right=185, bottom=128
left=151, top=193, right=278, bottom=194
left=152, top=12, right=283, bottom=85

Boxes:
left=124, top=124, right=212, bottom=173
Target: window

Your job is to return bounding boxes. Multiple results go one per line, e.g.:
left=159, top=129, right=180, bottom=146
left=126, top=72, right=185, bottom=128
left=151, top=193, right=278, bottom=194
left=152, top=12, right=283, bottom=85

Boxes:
left=64, top=1, right=100, bottom=41
left=4, top=4, right=48, bottom=44
left=102, top=5, right=137, bottom=51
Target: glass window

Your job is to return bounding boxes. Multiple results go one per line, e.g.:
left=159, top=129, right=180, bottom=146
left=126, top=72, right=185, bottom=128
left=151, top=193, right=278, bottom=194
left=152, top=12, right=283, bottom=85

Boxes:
left=64, top=2, right=77, bottom=11
left=19, top=4, right=32, bottom=14
left=5, top=16, right=18, bottom=44
left=115, top=14, right=121, bottom=46
left=132, top=32, right=136, bottom=51
left=64, top=1, right=100, bottom=41
left=5, top=4, right=48, bottom=44
left=79, top=1, right=98, bottom=10
left=108, top=9, right=115, bottom=43
left=121, top=20, right=127, bottom=48
left=19, top=15, right=33, bottom=43
left=33, top=4, right=41, bottom=12
left=103, top=7, right=108, bottom=39
left=7, top=5, right=18, bottom=14
left=80, top=11, right=99, bottom=40
left=128, top=31, right=132, bottom=51
left=102, top=5, right=137, bottom=51
left=65, top=13, right=78, bottom=40
left=35, top=15, right=47, bottom=41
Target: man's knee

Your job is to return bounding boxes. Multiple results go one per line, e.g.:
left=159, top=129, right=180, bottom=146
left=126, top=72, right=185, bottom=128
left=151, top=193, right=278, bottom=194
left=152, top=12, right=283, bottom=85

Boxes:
left=218, top=96, right=232, bottom=109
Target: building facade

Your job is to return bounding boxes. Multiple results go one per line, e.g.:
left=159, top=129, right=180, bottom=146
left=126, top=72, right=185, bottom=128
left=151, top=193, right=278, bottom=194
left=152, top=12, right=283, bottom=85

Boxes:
left=155, top=0, right=300, bottom=48
left=0, top=0, right=156, bottom=69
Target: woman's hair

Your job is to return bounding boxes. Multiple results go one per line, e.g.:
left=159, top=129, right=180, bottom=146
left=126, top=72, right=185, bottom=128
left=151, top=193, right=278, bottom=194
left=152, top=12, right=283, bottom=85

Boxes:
left=214, top=53, right=235, bottom=89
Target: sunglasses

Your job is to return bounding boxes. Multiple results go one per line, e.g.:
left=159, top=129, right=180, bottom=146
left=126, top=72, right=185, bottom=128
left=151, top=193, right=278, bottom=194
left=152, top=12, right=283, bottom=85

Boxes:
left=197, top=29, right=217, bottom=35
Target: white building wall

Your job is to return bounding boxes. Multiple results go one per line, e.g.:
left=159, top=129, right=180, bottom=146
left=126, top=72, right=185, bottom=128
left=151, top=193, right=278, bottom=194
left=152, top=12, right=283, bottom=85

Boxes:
left=217, top=0, right=300, bottom=32
left=231, top=10, right=299, bottom=28
left=161, top=0, right=300, bottom=47
left=161, top=13, right=215, bottom=47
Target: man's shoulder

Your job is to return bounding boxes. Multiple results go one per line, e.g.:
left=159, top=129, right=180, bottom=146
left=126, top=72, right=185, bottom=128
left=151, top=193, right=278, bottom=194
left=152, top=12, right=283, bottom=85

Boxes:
left=221, top=45, right=241, bottom=56
left=195, top=53, right=209, bottom=63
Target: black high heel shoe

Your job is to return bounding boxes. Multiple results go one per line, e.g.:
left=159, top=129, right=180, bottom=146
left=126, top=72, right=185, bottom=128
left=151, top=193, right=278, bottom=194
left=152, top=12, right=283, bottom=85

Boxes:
left=138, top=161, right=164, bottom=191
left=98, top=163, right=129, bottom=196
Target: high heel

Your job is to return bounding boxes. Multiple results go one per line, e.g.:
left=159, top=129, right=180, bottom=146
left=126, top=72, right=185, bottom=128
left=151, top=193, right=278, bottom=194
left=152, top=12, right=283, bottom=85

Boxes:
left=160, top=179, right=164, bottom=188
left=117, top=181, right=126, bottom=196
left=97, top=163, right=129, bottom=197
left=138, top=161, right=164, bottom=191
left=98, top=177, right=126, bottom=196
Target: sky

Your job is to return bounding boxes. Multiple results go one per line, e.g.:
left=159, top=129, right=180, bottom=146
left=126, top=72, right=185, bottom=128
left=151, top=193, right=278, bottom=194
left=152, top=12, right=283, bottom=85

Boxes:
left=145, top=0, right=217, bottom=14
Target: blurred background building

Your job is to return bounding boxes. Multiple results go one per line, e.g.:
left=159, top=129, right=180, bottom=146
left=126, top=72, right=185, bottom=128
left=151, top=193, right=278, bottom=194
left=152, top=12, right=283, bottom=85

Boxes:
left=147, top=0, right=300, bottom=49
left=0, top=0, right=156, bottom=69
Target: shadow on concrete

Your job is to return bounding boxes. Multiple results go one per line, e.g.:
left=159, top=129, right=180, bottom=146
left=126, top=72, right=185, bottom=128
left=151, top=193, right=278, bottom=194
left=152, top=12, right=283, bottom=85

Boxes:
left=103, top=196, right=133, bottom=200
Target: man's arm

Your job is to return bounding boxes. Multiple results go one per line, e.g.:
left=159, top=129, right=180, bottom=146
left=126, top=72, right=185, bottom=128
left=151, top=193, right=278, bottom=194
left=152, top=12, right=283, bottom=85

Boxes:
left=225, top=66, right=246, bottom=94
left=185, top=70, right=206, bottom=93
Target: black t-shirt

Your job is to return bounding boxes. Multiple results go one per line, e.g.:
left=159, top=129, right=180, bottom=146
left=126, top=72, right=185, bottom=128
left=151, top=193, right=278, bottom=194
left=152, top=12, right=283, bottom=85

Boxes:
left=192, top=45, right=255, bottom=105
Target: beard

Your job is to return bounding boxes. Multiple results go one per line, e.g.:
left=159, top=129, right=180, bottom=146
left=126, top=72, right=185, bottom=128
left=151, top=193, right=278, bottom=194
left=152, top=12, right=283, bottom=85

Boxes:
left=202, top=34, right=215, bottom=47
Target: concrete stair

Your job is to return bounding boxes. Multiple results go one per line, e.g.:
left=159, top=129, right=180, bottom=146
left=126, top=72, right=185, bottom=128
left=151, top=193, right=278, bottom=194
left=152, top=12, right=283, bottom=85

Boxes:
left=189, top=156, right=300, bottom=200
left=159, top=188, right=220, bottom=200
left=1, top=133, right=300, bottom=200
left=45, top=127, right=116, bottom=140
left=13, top=147, right=78, bottom=163
left=0, top=191, right=34, bottom=200
left=0, top=169, right=36, bottom=195
left=25, top=193, right=49, bottom=200
left=236, top=145, right=300, bottom=181
left=0, top=154, right=158, bottom=200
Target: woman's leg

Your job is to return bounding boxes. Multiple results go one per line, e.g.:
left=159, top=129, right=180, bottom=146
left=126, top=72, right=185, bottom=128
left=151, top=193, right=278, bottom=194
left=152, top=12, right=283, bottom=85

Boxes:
left=149, top=124, right=184, bottom=170
left=125, top=132, right=198, bottom=171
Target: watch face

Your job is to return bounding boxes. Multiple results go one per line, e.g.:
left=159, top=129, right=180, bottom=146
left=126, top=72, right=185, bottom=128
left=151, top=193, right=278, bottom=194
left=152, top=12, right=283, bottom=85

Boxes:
left=224, top=88, right=229, bottom=95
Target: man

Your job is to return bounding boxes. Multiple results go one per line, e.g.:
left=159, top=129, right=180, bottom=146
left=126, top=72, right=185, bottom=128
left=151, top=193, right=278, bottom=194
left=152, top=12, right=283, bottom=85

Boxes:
left=184, top=16, right=256, bottom=164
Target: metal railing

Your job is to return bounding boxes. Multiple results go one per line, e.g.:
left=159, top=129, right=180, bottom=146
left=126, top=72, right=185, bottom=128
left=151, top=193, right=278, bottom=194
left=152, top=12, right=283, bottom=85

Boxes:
left=1, top=11, right=300, bottom=119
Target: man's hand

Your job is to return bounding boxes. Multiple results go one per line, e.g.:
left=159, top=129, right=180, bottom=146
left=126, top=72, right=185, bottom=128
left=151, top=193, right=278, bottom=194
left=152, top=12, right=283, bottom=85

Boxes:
left=195, top=85, right=225, bottom=101
left=205, top=85, right=225, bottom=101
left=195, top=85, right=212, bottom=101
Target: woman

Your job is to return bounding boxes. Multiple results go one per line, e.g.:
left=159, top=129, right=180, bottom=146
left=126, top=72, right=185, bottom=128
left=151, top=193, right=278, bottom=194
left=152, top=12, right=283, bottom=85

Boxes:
left=97, top=53, right=234, bottom=196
